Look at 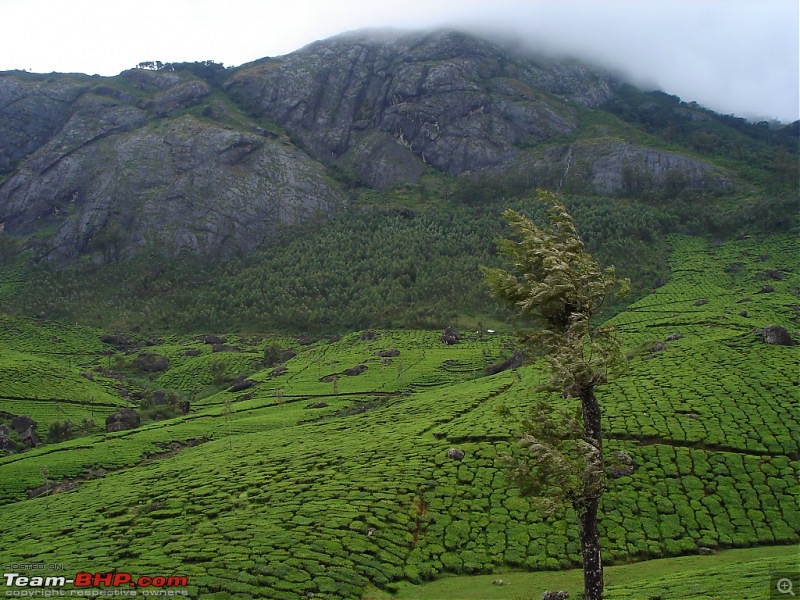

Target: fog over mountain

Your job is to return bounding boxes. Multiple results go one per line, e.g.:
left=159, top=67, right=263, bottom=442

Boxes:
left=2, top=0, right=798, bottom=123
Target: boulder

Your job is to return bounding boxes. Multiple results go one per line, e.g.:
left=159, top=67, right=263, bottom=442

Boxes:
left=447, top=448, right=465, bottom=461
left=343, top=364, right=367, bottom=376
left=759, top=269, right=784, bottom=280
left=2, top=420, right=40, bottom=449
left=20, top=426, right=40, bottom=448
left=762, top=325, right=793, bottom=346
left=0, top=424, right=12, bottom=451
left=99, top=334, right=131, bottom=349
left=486, top=351, right=526, bottom=375
left=11, top=415, right=36, bottom=434
left=441, top=326, right=461, bottom=345
left=105, top=408, right=140, bottom=432
left=608, top=450, right=635, bottom=478
left=270, top=365, right=288, bottom=377
left=376, top=348, right=400, bottom=357
left=202, top=334, right=227, bottom=345
left=280, top=349, right=297, bottom=362
left=542, top=593, right=569, bottom=600
left=229, top=378, right=255, bottom=392
left=211, top=344, right=238, bottom=353
left=133, top=352, right=170, bottom=372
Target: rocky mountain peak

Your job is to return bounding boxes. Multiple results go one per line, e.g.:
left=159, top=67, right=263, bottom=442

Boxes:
left=0, top=29, right=738, bottom=263
left=226, top=28, right=621, bottom=188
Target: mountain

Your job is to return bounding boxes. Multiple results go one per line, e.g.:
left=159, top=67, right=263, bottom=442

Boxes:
left=0, top=29, right=796, bottom=333
left=1, top=29, right=792, bottom=264
left=225, top=29, right=731, bottom=193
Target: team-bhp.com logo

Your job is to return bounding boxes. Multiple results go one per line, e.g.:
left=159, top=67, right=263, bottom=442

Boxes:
left=4, top=572, right=188, bottom=596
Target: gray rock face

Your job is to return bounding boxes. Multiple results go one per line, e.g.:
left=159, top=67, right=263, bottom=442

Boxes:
left=226, top=30, right=727, bottom=195
left=0, top=103, right=344, bottom=260
left=226, top=30, right=600, bottom=187
left=0, top=74, right=90, bottom=172
left=510, top=140, right=719, bottom=195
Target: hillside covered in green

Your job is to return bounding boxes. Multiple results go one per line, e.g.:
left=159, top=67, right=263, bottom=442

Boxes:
left=0, top=233, right=797, bottom=598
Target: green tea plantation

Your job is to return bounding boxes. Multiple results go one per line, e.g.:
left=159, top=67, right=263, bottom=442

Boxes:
left=0, top=234, right=797, bottom=599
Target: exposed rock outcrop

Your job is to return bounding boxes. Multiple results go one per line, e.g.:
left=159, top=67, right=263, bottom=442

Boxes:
left=105, top=408, right=140, bottom=432
left=10, top=416, right=40, bottom=447
left=0, top=111, right=344, bottom=261
left=226, top=30, right=602, bottom=188
left=762, top=325, right=793, bottom=346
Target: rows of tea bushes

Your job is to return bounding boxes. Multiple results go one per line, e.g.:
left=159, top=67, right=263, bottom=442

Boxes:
left=0, top=234, right=797, bottom=599
left=0, top=315, right=127, bottom=432
left=0, top=329, right=512, bottom=504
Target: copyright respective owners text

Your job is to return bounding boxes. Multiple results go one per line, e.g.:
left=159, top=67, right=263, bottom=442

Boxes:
left=773, top=571, right=800, bottom=599
left=3, top=565, right=189, bottom=597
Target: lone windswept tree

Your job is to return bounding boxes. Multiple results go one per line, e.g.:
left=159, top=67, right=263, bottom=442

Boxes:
left=482, top=191, right=628, bottom=600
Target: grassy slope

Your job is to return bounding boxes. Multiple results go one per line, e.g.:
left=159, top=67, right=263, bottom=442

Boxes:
left=376, top=544, right=799, bottom=599
left=0, top=233, right=797, bottom=599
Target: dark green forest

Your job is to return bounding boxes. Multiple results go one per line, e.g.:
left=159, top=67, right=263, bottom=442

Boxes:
left=3, top=180, right=794, bottom=334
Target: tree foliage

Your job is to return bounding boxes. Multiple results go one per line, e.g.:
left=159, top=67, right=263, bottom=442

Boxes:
left=483, top=190, right=629, bottom=600
left=482, top=192, right=628, bottom=396
left=506, top=401, right=603, bottom=514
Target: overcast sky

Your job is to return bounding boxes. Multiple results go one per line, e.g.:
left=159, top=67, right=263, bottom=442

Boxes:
left=2, top=0, right=797, bottom=122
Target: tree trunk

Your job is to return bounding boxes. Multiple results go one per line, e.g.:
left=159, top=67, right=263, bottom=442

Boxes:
left=577, top=494, right=603, bottom=600
left=579, top=384, right=604, bottom=599
left=580, top=385, right=603, bottom=446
